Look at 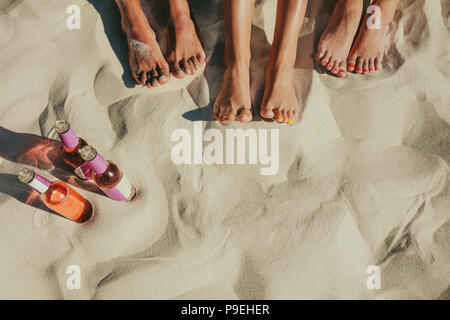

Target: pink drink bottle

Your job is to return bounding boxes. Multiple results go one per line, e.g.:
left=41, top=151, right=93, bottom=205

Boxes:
left=80, top=146, right=137, bottom=202
left=54, top=120, right=92, bottom=180
left=18, top=168, right=94, bottom=223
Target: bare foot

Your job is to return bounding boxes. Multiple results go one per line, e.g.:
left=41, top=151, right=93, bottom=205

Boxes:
left=117, top=0, right=170, bottom=87
left=213, top=63, right=252, bottom=123
left=260, top=64, right=300, bottom=124
left=347, top=12, right=392, bottom=74
left=316, top=0, right=363, bottom=78
left=167, top=16, right=206, bottom=79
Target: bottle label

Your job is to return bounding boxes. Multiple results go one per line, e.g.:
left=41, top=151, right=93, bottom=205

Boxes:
left=29, top=174, right=51, bottom=194
left=103, top=175, right=133, bottom=201
left=74, top=162, right=92, bottom=180
left=59, top=129, right=79, bottom=149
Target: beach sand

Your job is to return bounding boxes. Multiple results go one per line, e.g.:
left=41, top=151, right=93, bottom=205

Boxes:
left=0, top=0, right=449, bottom=299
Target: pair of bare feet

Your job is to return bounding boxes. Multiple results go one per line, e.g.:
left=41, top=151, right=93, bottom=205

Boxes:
left=117, top=0, right=206, bottom=88
left=317, top=0, right=394, bottom=78
left=213, top=61, right=300, bottom=124
left=214, top=0, right=396, bottom=124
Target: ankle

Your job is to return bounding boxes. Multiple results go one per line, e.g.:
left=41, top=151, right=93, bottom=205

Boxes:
left=340, top=0, right=364, bottom=15
left=224, top=50, right=251, bottom=70
left=226, top=61, right=250, bottom=73
left=170, top=12, right=193, bottom=28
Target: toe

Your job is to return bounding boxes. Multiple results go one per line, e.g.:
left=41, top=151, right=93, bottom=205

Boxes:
left=239, top=108, right=252, bottom=123
left=212, top=102, right=220, bottom=120
left=331, top=61, right=340, bottom=74
left=316, top=43, right=326, bottom=61
left=362, top=60, right=369, bottom=74
left=218, top=105, right=227, bottom=122
left=282, top=110, right=289, bottom=123
left=192, top=56, right=201, bottom=71
left=287, top=110, right=294, bottom=124
left=274, top=109, right=284, bottom=123
left=180, top=58, right=191, bottom=75
left=337, top=62, right=347, bottom=78
left=375, top=56, right=382, bottom=71
left=368, top=59, right=375, bottom=73
left=140, top=71, right=148, bottom=86
left=172, top=60, right=185, bottom=79
left=157, top=66, right=170, bottom=85
left=187, top=59, right=196, bottom=74
left=197, top=51, right=206, bottom=65
left=356, top=57, right=364, bottom=74
left=347, top=51, right=358, bottom=72
left=260, top=101, right=275, bottom=120
left=321, top=51, right=331, bottom=67
left=326, top=59, right=334, bottom=71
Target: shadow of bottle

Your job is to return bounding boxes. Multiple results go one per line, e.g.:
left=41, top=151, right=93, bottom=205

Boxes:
left=0, top=126, right=103, bottom=196
left=0, top=173, right=53, bottom=214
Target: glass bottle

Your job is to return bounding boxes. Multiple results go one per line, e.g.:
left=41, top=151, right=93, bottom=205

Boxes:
left=18, top=168, right=94, bottom=223
left=80, top=146, right=137, bottom=202
left=54, top=119, right=92, bottom=180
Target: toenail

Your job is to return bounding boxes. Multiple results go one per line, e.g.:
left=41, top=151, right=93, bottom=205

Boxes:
left=357, top=68, right=362, bottom=72
left=277, top=116, right=283, bottom=121
left=348, top=63, right=355, bottom=68
left=375, top=67, right=379, bottom=71
left=175, top=70, right=183, bottom=74
left=369, top=68, right=373, bottom=72
left=229, top=115, right=235, bottom=119
left=333, top=68, right=338, bottom=72
left=363, top=69, right=368, bottom=73
left=288, top=119, right=292, bottom=123
left=159, top=74, right=166, bottom=78
left=340, top=69, right=346, bottom=73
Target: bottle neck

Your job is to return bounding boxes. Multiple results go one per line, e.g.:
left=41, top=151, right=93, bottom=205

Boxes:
left=28, top=174, right=51, bottom=194
left=88, top=153, right=108, bottom=174
left=59, top=128, right=80, bottom=149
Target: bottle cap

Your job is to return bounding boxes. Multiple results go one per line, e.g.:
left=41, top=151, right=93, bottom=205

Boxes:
left=18, top=167, right=35, bottom=184
left=80, top=145, right=97, bottom=161
left=54, top=119, right=70, bottom=134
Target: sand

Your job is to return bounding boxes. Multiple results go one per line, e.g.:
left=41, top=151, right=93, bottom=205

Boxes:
left=0, top=0, right=449, bottom=300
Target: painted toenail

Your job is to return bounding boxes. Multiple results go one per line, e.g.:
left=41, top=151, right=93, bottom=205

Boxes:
left=369, top=68, right=374, bottom=72
left=159, top=75, right=166, bottom=78
left=277, top=116, right=283, bottom=121
left=357, top=68, right=362, bottom=72
left=229, top=114, right=235, bottom=119
left=363, top=69, right=368, bottom=73
left=348, top=63, right=355, bottom=68
left=175, top=70, right=183, bottom=74
left=375, top=67, right=379, bottom=71
left=333, top=68, right=338, bottom=72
